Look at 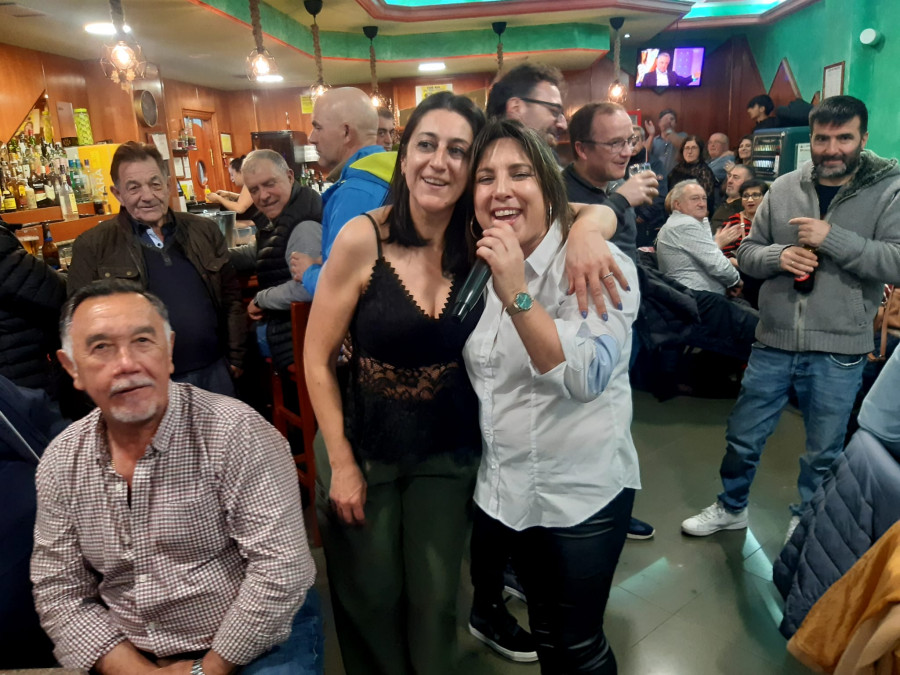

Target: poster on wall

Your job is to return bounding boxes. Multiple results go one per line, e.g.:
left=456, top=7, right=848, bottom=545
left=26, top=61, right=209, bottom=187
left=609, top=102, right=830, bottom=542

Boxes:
left=415, top=83, right=453, bottom=104
left=823, top=62, right=845, bottom=99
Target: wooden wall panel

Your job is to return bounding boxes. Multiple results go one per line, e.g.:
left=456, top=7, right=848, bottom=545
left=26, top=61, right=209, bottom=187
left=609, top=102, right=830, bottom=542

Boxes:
left=220, top=90, right=257, bottom=157
left=82, top=66, right=139, bottom=144
left=0, top=43, right=80, bottom=142
left=768, top=58, right=802, bottom=111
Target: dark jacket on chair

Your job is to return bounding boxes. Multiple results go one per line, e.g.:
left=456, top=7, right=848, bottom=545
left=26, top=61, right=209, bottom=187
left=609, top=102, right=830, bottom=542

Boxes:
left=0, top=223, right=66, bottom=391
left=774, top=429, right=900, bottom=638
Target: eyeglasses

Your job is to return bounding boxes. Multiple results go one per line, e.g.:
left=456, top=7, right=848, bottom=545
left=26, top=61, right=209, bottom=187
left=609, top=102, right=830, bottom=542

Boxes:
left=581, top=135, right=641, bottom=153
left=519, top=97, right=565, bottom=120
left=741, top=192, right=764, bottom=201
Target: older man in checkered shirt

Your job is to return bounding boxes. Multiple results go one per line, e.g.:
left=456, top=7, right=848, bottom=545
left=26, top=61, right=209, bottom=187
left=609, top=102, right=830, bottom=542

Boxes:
left=31, top=280, right=320, bottom=675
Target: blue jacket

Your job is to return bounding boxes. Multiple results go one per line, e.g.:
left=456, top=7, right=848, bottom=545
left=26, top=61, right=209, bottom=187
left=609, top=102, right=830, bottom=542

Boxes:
left=774, top=427, right=900, bottom=637
left=302, top=146, right=395, bottom=295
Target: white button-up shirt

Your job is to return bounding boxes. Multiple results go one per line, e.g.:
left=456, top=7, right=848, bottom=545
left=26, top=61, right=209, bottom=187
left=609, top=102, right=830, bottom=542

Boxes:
left=463, top=225, right=641, bottom=530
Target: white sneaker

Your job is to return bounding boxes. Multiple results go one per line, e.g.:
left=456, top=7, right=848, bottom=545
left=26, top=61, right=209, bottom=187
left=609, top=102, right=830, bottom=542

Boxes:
left=681, top=502, right=749, bottom=536
left=784, top=515, right=801, bottom=545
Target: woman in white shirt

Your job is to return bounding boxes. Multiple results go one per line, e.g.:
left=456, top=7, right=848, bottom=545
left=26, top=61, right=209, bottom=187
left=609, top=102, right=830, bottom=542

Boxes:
left=463, top=119, right=641, bottom=673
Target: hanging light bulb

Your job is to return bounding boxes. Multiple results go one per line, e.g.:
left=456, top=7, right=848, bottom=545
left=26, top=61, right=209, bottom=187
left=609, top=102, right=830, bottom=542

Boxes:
left=364, top=26, right=392, bottom=111
left=246, top=0, right=283, bottom=83
left=304, top=0, right=330, bottom=100
left=607, top=17, right=627, bottom=104
left=99, top=0, right=146, bottom=91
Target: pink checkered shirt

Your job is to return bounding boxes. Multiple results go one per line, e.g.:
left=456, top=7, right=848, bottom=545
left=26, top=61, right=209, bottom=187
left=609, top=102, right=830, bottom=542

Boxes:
left=31, top=382, right=316, bottom=669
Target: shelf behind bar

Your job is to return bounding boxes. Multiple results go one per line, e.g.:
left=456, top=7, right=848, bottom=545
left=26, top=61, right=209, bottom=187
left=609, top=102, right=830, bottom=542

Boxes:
left=4, top=203, right=113, bottom=242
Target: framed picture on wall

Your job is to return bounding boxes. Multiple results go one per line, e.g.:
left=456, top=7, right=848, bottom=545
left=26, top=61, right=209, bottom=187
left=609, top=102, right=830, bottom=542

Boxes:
left=823, top=62, right=844, bottom=99
left=220, top=133, right=233, bottom=154
left=628, top=110, right=643, bottom=127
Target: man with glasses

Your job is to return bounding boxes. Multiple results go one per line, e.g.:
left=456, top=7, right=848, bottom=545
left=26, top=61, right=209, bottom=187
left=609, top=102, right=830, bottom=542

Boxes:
left=486, top=63, right=568, bottom=154
left=565, top=102, right=659, bottom=262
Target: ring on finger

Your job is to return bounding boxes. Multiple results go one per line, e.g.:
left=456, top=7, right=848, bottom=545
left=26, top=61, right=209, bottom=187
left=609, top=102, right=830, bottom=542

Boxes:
left=602, top=272, right=615, bottom=279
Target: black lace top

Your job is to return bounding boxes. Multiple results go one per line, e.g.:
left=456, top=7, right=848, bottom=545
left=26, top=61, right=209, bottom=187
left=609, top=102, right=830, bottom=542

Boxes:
left=343, top=215, right=483, bottom=466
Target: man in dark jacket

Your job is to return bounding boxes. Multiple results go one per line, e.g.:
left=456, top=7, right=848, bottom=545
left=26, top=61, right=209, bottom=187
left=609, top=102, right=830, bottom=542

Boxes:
left=235, top=149, right=322, bottom=370
left=0, top=219, right=66, bottom=392
left=67, top=141, right=245, bottom=397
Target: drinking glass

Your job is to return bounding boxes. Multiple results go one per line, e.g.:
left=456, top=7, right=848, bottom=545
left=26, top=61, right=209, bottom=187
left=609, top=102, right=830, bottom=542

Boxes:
left=628, top=162, right=653, bottom=178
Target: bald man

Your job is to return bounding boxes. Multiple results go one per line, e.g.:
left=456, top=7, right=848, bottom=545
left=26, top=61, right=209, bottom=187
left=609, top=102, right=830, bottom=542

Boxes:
left=293, top=87, right=395, bottom=295
left=706, top=132, right=735, bottom=182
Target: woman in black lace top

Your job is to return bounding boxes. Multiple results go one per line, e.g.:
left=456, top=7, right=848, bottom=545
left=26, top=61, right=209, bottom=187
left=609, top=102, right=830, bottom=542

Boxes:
left=304, top=92, right=636, bottom=674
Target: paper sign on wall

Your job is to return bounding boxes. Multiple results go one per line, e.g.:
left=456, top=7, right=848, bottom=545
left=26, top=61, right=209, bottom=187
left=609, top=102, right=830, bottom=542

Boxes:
left=301, top=95, right=315, bottom=114
left=415, top=84, right=453, bottom=105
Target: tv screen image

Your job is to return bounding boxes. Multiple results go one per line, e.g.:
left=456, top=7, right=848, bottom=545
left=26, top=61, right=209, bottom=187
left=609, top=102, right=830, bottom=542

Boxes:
left=635, top=47, right=705, bottom=88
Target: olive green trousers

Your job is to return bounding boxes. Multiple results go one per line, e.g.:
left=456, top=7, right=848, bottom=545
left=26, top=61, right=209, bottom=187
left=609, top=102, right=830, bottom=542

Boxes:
left=316, top=435, right=478, bottom=675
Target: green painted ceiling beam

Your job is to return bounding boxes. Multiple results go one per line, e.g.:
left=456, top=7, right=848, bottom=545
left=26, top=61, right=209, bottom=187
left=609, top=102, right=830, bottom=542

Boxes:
left=683, top=1, right=786, bottom=19
left=201, top=0, right=608, bottom=61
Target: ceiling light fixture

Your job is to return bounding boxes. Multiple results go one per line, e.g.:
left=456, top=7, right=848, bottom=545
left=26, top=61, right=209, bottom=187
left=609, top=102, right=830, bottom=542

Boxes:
left=304, top=0, right=329, bottom=99
left=418, top=62, right=446, bottom=72
left=99, top=0, right=145, bottom=91
left=607, top=17, right=627, bottom=104
left=364, top=25, right=390, bottom=110
left=85, top=22, right=131, bottom=35
left=624, top=33, right=631, bottom=39
left=246, top=0, right=283, bottom=83
left=492, top=21, right=506, bottom=80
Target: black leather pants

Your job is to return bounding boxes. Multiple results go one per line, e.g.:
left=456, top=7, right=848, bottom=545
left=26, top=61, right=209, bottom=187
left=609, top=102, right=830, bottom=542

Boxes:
left=472, top=488, right=634, bottom=674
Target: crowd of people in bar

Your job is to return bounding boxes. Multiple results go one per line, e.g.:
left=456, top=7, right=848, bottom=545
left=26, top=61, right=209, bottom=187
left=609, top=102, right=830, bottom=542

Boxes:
left=3, top=59, right=900, bottom=675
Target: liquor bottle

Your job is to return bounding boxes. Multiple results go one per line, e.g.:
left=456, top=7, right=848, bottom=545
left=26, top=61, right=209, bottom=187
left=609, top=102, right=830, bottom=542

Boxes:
left=81, top=159, right=94, bottom=200
left=3, top=169, right=19, bottom=211
left=1, top=170, right=16, bottom=213
left=59, top=175, right=78, bottom=220
left=14, top=169, right=29, bottom=210
left=41, top=223, right=61, bottom=269
left=44, top=166, right=59, bottom=206
left=31, top=170, right=49, bottom=208
left=793, top=246, right=818, bottom=294
left=23, top=175, right=37, bottom=210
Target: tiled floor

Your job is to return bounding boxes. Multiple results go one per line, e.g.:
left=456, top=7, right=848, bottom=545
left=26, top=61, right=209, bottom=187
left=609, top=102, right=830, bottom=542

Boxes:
left=315, top=390, right=816, bottom=674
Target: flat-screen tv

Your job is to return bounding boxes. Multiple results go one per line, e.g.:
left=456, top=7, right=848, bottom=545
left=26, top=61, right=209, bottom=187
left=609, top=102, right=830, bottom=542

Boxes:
left=635, top=47, right=705, bottom=88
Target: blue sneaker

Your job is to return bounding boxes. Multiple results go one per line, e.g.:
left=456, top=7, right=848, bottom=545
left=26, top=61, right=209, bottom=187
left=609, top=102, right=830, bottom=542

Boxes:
left=627, top=516, right=655, bottom=540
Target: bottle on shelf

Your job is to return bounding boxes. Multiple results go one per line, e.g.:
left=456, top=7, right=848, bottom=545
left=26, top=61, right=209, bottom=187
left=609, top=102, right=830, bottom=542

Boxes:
left=59, top=175, right=78, bottom=221
left=44, top=166, right=59, bottom=206
left=1, top=170, right=17, bottom=213
left=23, top=175, right=37, bottom=210
left=41, top=223, right=61, bottom=269
left=32, top=169, right=49, bottom=208
left=13, top=169, right=29, bottom=210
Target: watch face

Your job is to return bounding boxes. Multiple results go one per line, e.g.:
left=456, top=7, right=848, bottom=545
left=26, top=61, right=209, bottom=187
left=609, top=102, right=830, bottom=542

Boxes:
left=515, top=292, right=533, bottom=311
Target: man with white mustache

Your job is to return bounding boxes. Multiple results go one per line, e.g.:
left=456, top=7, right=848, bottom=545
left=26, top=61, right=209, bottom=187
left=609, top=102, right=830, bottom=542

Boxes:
left=32, top=280, right=321, bottom=675
left=68, top=142, right=246, bottom=397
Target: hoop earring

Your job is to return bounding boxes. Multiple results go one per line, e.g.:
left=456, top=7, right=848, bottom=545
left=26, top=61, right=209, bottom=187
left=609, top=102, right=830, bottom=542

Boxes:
left=469, top=215, right=482, bottom=240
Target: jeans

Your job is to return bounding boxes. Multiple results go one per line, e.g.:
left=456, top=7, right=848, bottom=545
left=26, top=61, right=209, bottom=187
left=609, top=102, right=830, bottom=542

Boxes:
left=718, top=344, right=865, bottom=516
left=242, top=588, right=324, bottom=675
left=473, top=489, right=634, bottom=674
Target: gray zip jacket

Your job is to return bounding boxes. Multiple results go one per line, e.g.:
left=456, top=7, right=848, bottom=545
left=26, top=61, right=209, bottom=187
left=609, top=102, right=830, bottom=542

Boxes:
left=736, top=150, right=900, bottom=355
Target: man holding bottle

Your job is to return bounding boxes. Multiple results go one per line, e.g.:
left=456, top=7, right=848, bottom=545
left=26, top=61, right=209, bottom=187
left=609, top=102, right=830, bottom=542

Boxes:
left=681, top=96, right=900, bottom=541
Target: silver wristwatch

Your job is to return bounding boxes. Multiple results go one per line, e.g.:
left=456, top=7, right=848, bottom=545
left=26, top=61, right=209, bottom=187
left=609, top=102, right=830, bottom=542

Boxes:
left=190, top=657, right=206, bottom=675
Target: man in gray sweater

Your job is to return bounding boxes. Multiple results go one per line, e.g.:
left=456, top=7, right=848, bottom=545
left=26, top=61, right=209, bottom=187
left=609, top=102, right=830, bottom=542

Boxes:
left=682, top=96, right=900, bottom=539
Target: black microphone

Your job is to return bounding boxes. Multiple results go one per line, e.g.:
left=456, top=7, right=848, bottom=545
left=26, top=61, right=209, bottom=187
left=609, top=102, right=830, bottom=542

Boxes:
left=451, top=259, right=491, bottom=323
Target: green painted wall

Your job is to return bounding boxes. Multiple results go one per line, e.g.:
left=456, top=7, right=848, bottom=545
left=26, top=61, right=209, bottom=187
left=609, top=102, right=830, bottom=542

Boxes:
left=747, top=0, right=900, bottom=157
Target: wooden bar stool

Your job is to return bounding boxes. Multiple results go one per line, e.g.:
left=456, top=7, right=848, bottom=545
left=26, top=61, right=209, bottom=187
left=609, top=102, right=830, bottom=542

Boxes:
left=269, top=301, right=320, bottom=546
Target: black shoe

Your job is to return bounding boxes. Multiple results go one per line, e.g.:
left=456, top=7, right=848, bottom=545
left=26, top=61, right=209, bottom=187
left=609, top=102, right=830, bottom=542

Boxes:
left=468, top=603, right=538, bottom=663
left=502, top=564, right=527, bottom=602
left=626, top=516, right=655, bottom=540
